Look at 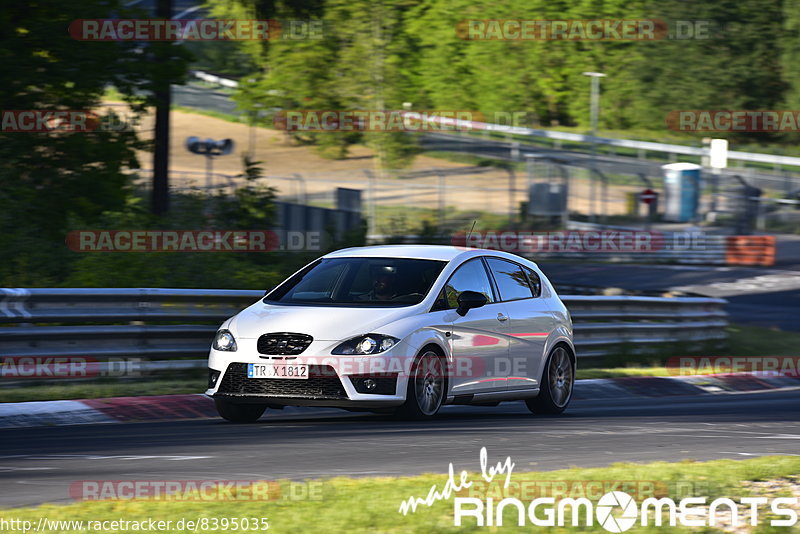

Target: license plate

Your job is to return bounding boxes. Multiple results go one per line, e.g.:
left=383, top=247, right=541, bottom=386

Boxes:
left=248, top=363, right=309, bottom=380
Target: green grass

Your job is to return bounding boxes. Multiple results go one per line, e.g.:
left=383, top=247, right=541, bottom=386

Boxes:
left=0, top=377, right=204, bottom=403
left=576, top=367, right=676, bottom=379
left=1, top=456, right=798, bottom=533
left=421, top=150, right=527, bottom=172
left=577, top=324, right=800, bottom=377
left=726, top=324, right=800, bottom=357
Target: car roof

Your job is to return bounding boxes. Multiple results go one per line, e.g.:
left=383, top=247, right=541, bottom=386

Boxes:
left=323, top=244, right=538, bottom=267
left=324, top=244, right=463, bottom=260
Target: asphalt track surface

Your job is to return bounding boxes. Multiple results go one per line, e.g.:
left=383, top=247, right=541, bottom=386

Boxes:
left=1, top=390, right=798, bottom=509
left=541, top=262, right=800, bottom=332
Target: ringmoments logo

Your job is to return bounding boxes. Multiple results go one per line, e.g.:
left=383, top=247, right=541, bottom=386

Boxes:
left=452, top=492, right=799, bottom=529
left=397, top=448, right=799, bottom=531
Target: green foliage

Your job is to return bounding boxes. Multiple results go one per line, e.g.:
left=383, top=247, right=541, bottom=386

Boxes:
left=782, top=0, right=800, bottom=116
left=222, top=0, right=799, bottom=148
left=222, top=0, right=421, bottom=167
left=0, top=0, right=189, bottom=285
left=63, top=161, right=298, bottom=289
left=212, top=156, right=278, bottom=229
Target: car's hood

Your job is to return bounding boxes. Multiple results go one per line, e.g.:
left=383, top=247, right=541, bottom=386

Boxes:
left=231, top=301, right=420, bottom=341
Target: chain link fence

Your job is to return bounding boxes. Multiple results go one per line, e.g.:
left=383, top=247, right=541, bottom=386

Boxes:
left=132, top=157, right=800, bottom=239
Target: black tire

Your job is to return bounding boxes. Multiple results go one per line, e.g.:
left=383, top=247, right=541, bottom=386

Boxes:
left=526, top=345, right=574, bottom=415
left=395, top=347, right=446, bottom=420
left=214, top=398, right=267, bottom=423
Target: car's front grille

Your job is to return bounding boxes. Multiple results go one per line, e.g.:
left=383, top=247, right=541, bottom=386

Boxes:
left=216, top=363, right=346, bottom=399
left=257, top=333, right=313, bottom=355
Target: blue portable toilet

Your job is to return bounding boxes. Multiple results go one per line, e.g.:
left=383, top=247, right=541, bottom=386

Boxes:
left=662, top=163, right=701, bottom=222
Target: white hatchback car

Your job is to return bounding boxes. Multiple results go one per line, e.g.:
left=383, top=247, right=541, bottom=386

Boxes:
left=206, top=245, right=575, bottom=422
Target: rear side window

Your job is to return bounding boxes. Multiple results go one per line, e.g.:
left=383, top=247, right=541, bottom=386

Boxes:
left=486, top=258, right=534, bottom=301
left=523, top=266, right=542, bottom=297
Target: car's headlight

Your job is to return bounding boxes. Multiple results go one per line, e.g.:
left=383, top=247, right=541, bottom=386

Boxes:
left=213, top=329, right=237, bottom=352
left=332, top=334, right=399, bottom=355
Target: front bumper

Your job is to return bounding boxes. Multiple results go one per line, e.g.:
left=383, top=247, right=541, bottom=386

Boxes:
left=205, top=338, right=412, bottom=408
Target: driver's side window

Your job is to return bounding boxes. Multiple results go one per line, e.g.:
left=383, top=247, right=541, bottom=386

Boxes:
left=434, top=259, right=495, bottom=310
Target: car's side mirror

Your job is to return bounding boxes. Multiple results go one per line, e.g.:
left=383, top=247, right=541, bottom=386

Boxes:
left=456, top=290, right=488, bottom=316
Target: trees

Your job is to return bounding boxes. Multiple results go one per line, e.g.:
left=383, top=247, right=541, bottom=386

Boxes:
left=222, top=0, right=421, bottom=168
left=226, top=0, right=792, bottom=139
left=0, top=0, right=187, bottom=284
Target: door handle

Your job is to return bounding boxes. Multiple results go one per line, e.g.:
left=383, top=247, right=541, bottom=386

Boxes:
left=497, top=313, right=508, bottom=322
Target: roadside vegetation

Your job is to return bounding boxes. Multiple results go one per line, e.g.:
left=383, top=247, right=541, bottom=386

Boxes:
left=2, top=456, right=798, bottom=533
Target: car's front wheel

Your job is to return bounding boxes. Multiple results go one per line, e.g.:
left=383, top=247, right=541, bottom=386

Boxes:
left=396, top=348, right=446, bottom=419
left=526, top=345, right=574, bottom=415
left=214, top=398, right=266, bottom=423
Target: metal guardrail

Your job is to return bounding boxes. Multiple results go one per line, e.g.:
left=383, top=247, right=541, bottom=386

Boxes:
left=424, top=114, right=800, bottom=169
left=558, top=222, right=776, bottom=266
left=0, top=289, right=727, bottom=368
left=563, top=295, right=728, bottom=358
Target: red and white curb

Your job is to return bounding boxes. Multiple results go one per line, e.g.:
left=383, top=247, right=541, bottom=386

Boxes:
left=0, top=394, right=343, bottom=429
left=573, top=372, right=800, bottom=400
left=0, top=395, right=215, bottom=429
left=1, top=374, right=798, bottom=429
left=0, top=399, right=118, bottom=428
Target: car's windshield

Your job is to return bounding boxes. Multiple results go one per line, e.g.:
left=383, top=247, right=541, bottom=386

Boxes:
left=265, top=257, right=447, bottom=307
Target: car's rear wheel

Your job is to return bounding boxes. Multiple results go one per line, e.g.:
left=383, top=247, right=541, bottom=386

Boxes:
left=214, top=398, right=266, bottom=423
left=396, top=348, right=445, bottom=419
left=526, top=345, right=574, bottom=415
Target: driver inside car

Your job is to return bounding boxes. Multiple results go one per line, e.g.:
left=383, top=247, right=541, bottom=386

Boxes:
left=358, top=264, right=400, bottom=301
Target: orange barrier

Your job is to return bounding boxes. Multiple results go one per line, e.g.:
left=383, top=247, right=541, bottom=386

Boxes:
left=725, top=236, right=776, bottom=266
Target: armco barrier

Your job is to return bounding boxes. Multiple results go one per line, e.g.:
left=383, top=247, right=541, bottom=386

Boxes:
left=555, top=222, right=776, bottom=266
left=0, top=289, right=727, bottom=367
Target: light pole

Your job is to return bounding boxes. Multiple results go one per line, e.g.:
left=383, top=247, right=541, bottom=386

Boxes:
left=582, top=71, right=605, bottom=223
left=186, top=137, right=234, bottom=214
